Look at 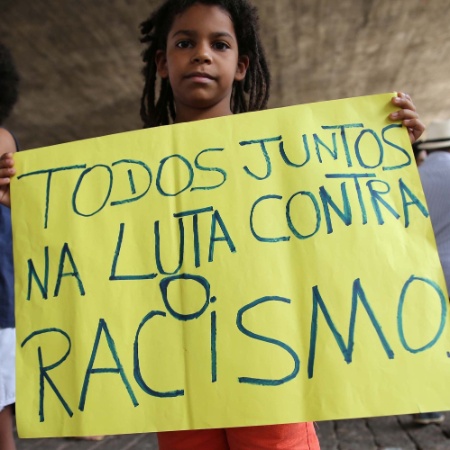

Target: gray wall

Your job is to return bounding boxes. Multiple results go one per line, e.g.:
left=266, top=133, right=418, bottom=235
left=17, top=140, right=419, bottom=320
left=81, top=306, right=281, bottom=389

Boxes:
left=2, top=0, right=449, bottom=149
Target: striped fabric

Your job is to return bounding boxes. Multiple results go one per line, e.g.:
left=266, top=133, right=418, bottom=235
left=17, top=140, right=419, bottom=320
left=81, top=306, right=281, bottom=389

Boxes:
left=419, top=151, right=450, bottom=292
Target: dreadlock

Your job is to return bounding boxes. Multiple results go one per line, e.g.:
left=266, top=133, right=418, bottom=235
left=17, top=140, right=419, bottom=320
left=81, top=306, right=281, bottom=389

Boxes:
left=140, top=0, right=270, bottom=128
left=0, top=43, right=19, bottom=125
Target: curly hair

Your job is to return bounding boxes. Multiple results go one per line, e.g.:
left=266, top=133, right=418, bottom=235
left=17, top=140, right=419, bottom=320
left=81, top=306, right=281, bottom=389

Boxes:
left=140, top=0, right=270, bottom=128
left=0, top=43, right=19, bottom=125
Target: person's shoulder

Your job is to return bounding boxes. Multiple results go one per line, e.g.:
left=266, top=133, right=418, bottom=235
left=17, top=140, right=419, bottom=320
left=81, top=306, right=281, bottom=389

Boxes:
left=0, top=127, right=17, bottom=154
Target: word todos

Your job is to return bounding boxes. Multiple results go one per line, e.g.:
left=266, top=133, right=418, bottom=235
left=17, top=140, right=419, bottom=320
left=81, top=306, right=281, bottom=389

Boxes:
left=17, top=122, right=411, bottom=229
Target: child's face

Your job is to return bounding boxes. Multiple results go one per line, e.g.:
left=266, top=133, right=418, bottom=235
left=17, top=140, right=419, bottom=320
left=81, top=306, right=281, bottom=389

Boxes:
left=156, top=3, right=249, bottom=122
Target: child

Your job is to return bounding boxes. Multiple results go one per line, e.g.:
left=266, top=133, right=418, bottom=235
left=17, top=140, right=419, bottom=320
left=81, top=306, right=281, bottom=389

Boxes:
left=0, top=0, right=425, bottom=448
left=138, top=1, right=425, bottom=449
left=0, top=42, right=20, bottom=450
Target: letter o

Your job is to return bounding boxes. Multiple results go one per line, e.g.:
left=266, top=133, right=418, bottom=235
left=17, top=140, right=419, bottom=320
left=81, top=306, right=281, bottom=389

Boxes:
left=156, top=155, right=194, bottom=196
left=354, top=129, right=384, bottom=169
left=397, top=275, right=447, bottom=353
left=160, top=274, right=210, bottom=321
left=286, top=191, right=321, bottom=239
left=72, top=165, right=113, bottom=217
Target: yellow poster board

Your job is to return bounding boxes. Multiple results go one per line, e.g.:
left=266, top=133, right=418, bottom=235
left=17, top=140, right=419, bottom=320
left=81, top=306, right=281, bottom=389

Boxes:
left=11, top=93, right=450, bottom=438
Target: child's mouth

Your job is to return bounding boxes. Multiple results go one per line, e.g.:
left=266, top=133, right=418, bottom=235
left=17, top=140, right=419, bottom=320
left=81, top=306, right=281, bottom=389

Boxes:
left=185, top=72, right=215, bottom=82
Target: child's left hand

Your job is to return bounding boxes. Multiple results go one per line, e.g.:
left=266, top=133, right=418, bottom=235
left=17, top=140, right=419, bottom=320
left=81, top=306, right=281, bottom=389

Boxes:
left=389, top=92, right=425, bottom=144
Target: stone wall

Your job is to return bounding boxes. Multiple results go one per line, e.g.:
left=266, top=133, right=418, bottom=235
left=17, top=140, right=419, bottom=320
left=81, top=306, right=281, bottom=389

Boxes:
left=2, top=0, right=449, bottom=149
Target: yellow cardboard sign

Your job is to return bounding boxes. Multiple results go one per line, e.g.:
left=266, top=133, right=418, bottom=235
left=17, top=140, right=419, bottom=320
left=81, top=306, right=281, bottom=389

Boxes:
left=12, top=93, right=450, bottom=438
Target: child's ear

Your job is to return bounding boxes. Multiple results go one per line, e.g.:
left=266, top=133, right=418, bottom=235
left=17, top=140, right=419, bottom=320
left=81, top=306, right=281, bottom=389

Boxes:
left=155, top=50, right=169, bottom=78
left=235, top=55, right=249, bottom=81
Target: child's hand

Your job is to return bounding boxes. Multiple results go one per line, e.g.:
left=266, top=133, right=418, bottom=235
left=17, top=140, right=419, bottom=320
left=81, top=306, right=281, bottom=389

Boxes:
left=0, top=152, right=15, bottom=208
left=389, top=92, right=425, bottom=144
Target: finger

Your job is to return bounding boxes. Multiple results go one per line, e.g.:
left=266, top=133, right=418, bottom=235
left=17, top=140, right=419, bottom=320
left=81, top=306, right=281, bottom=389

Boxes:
left=404, top=118, right=425, bottom=142
left=403, top=118, right=424, bottom=130
left=392, top=92, right=416, bottom=112
left=0, top=167, right=15, bottom=179
left=398, top=91, right=412, bottom=101
left=390, top=109, right=419, bottom=121
left=390, top=107, right=417, bottom=122
left=0, top=153, right=14, bottom=168
left=0, top=176, right=12, bottom=185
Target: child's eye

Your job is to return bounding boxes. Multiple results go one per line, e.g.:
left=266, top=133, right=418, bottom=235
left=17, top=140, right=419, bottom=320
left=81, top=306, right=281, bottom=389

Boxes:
left=213, top=41, right=230, bottom=51
left=176, top=40, right=193, bottom=49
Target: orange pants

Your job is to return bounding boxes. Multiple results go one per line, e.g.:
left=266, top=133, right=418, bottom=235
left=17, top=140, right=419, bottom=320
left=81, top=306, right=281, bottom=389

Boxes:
left=157, top=423, right=320, bottom=450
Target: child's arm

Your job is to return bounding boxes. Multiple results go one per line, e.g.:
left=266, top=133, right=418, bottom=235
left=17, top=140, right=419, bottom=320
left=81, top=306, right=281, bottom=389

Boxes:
left=390, top=92, right=425, bottom=144
left=0, top=128, right=17, bottom=208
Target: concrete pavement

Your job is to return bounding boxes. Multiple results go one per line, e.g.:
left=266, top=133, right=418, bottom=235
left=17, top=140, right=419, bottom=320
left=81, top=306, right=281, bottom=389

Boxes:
left=316, top=415, right=450, bottom=450
left=13, top=414, right=450, bottom=450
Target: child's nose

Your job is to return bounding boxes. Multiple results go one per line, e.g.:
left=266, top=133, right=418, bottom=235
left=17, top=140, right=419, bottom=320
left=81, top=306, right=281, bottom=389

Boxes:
left=191, top=44, right=212, bottom=64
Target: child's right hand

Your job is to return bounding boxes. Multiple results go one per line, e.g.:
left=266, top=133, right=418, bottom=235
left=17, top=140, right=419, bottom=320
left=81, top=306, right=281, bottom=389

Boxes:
left=0, top=152, right=15, bottom=208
